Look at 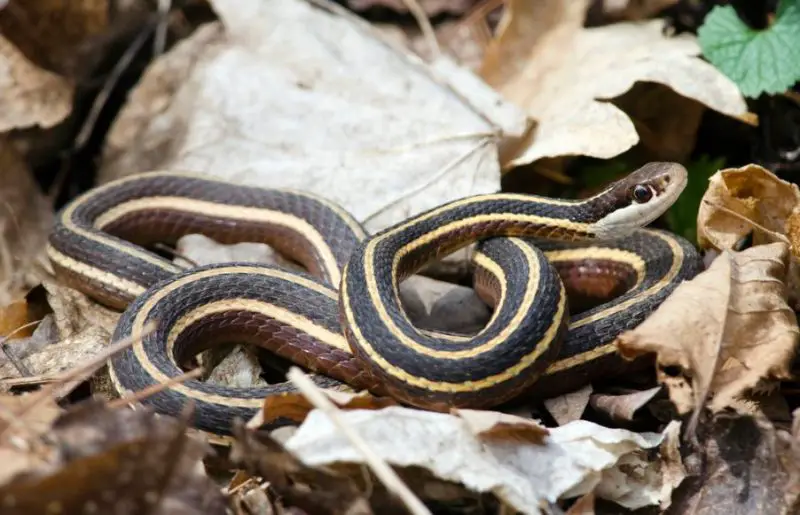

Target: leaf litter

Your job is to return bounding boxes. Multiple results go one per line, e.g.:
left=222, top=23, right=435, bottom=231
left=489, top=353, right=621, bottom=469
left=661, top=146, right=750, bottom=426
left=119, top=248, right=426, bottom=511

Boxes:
left=1, top=0, right=800, bottom=514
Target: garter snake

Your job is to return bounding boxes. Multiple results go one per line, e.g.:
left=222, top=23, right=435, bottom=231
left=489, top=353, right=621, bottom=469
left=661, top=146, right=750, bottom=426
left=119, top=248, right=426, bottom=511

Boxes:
left=47, top=162, right=702, bottom=435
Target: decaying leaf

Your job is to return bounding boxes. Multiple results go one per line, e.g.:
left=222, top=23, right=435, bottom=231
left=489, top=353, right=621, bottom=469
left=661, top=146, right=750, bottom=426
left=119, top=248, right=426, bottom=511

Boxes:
left=589, top=386, right=663, bottom=424
left=252, top=387, right=397, bottom=429
left=231, top=421, right=374, bottom=515
left=478, top=0, right=746, bottom=167
left=454, top=408, right=549, bottom=443
left=282, top=406, right=669, bottom=513
left=0, top=400, right=226, bottom=515
left=617, top=242, right=799, bottom=416
left=0, top=139, right=52, bottom=307
left=697, top=163, right=800, bottom=252
left=100, top=0, right=522, bottom=234
left=346, top=0, right=479, bottom=17
left=543, top=384, right=593, bottom=426
left=0, top=35, right=72, bottom=131
left=0, top=280, right=120, bottom=381
left=668, top=411, right=799, bottom=514
left=0, top=0, right=108, bottom=74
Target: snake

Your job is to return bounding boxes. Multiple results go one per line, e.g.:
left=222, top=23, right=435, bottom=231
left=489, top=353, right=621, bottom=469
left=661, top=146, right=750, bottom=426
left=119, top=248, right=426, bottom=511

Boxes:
left=47, top=162, right=703, bottom=435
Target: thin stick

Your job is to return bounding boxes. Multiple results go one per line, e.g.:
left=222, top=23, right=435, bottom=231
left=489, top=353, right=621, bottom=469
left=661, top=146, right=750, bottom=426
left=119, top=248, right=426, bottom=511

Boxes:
left=49, top=320, right=157, bottom=400
left=400, top=0, right=440, bottom=59
left=0, top=319, right=43, bottom=377
left=74, top=20, right=156, bottom=149
left=286, top=367, right=431, bottom=515
left=107, top=367, right=204, bottom=408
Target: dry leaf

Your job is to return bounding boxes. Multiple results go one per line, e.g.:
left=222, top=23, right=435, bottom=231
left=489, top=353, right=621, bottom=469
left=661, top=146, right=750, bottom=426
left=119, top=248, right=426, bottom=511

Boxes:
left=346, top=0, right=479, bottom=17
left=543, top=384, right=593, bottom=425
left=697, top=163, right=800, bottom=252
left=230, top=421, right=374, bottom=515
left=454, top=408, right=549, bottom=444
left=565, top=491, right=595, bottom=515
left=668, top=411, right=798, bottom=514
left=0, top=400, right=226, bottom=515
left=478, top=0, right=746, bottom=167
left=99, top=0, right=522, bottom=233
left=589, top=386, right=662, bottom=423
left=0, top=281, right=119, bottom=381
left=599, top=0, right=680, bottom=22
left=0, top=35, right=72, bottom=131
left=254, top=388, right=397, bottom=429
left=0, top=300, right=31, bottom=339
left=0, top=139, right=52, bottom=306
left=657, top=420, right=685, bottom=512
left=0, top=0, right=108, bottom=74
left=617, top=242, right=800, bottom=415
left=283, top=406, right=668, bottom=513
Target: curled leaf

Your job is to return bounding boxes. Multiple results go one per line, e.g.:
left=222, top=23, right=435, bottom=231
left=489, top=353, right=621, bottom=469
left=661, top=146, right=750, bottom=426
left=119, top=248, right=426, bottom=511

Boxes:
left=697, top=163, right=800, bottom=251
left=616, top=242, right=799, bottom=416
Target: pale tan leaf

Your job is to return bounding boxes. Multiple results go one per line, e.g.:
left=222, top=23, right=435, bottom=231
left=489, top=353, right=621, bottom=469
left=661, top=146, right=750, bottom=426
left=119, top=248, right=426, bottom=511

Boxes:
left=616, top=243, right=799, bottom=415
left=589, top=386, right=662, bottom=423
left=0, top=36, right=72, bottom=131
left=101, top=0, right=513, bottom=233
left=478, top=0, right=746, bottom=167
left=0, top=139, right=52, bottom=306
left=565, top=491, right=595, bottom=515
left=697, top=164, right=800, bottom=252
left=284, top=406, right=667, bottom=513
left=454, top=408, right=549, bottom=444
left=543, top=384, right=593, bottom=425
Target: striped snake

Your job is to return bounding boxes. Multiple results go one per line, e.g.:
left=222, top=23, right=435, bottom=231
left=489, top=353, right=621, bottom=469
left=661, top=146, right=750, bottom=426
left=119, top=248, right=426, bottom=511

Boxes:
left=48, top=162, right=702, bottom=435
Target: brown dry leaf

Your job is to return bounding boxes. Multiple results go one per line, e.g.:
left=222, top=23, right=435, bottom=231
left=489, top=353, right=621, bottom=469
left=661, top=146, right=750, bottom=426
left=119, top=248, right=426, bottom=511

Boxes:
left=478, top=0, right=746, bottom=167
left=0, top=139, right=52, bottom=306
left=0, top=280, right=120, bottom=382
left=0, top=400, right=227, bottom=515
left=657, top=420, right=685, bottom=512
left=346, top=0, right=479, bottom=17
left=599, top=0, right=680, bottom=22
left=230, top=421, right=374, bottom=515
left=697, top=164, right=800, bottom=252
left=0, top=392, right=62, bottom=484
left=589, top=386, right=662, bottom=423
left=616, top=242, right=800, bottom=416
left=0, top=300, right=31, bottom=339
left=543, top=384, right=593, bottom=425
left=566, top=491, right=595, bottom=514
left=253, top=388, right=398, bottom=429
left=454, top=408, right=549, bottom=444
left=667, top=411, right=799, bottom=514
left=0, top=0, right=108, bottom=74
left=0, top=35, right=72, bottom=131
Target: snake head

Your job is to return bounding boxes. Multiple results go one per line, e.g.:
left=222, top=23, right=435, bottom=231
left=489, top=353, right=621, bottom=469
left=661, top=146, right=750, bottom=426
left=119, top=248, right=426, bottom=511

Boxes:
left=593, top=162, right=688, bottom=239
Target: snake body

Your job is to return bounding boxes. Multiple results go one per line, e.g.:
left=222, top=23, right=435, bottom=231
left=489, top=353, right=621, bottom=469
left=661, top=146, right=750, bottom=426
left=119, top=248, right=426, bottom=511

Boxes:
left=47, top=164, right=703, bottom=435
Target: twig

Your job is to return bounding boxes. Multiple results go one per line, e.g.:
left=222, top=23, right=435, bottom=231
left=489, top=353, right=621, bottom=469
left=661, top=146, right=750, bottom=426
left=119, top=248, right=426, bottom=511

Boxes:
left=400, top=0, right=440, bottom=59
left=49, top=320, right=157, bottom=400
left=0, top=319, right=44, bottom=377
left=286, top=367, right=431, bottom=515
left=107, top=367, right=204, bottom=408
left=154, top=0, right=172, bottom=56
left=74, top=19, right=157, bottom=150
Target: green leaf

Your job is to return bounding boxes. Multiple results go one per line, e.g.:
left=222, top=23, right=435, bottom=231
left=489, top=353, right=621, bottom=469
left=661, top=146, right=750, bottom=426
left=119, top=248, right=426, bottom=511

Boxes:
left=665, top=155, right=726, bottom=244
left=698, top=0, right=800, bottom=97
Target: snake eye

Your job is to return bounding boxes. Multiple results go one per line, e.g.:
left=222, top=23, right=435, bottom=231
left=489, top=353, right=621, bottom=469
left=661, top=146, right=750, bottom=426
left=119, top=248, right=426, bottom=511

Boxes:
left=632, top=184, right=653, bottom=204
